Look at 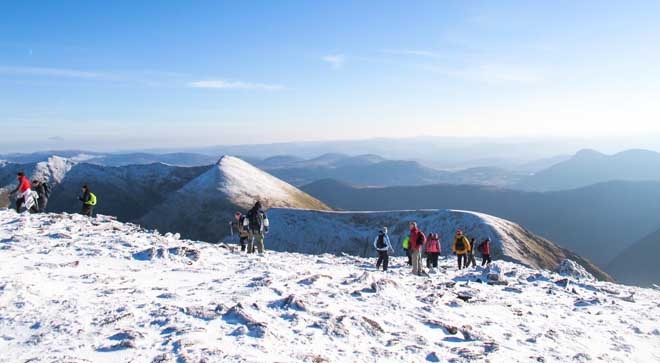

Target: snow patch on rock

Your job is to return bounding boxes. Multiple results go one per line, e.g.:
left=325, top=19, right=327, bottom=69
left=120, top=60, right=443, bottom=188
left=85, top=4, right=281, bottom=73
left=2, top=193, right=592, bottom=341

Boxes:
left=555, top=259, right=596, bottom=281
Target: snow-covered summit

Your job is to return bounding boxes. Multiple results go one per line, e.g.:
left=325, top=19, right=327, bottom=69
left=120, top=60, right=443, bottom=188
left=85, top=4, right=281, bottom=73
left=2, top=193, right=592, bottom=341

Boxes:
left=139, top=156, right=330, bottom=242
left=32, top=155, right=76, bottom=183
left=180, top=155, right=330, bottom=210
left=0, top=210, right=658, bottom=362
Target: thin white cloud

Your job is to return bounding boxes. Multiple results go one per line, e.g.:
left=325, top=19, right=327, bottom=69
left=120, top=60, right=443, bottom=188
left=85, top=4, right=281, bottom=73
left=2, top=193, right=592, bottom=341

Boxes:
left=321, top=54, right=345, bottom=69
left=381, top=49, right=447, bottom=59
left=0, top=66, right=114, bottom=80
left=188, top=79, right=284, bottom=90
left=426, top=64, right=543, bottom=83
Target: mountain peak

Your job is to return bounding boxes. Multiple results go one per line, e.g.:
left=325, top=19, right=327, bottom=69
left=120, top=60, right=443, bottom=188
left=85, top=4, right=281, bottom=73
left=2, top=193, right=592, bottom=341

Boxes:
left=573, top=148, right=604, bottom=159
left=139, top=156, right=330, bottom=242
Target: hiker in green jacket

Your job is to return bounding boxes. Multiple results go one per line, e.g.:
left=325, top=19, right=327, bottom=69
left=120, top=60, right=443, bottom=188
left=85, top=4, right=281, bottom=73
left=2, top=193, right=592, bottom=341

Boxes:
left=402, top=235, right=412, bottom=265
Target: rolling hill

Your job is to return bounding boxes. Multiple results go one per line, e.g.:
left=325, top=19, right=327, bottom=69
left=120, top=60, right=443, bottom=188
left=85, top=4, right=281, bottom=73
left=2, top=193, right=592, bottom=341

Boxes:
left=301, top=179, right=660, bottom=269
left=607, top=228, right=660, bottom=287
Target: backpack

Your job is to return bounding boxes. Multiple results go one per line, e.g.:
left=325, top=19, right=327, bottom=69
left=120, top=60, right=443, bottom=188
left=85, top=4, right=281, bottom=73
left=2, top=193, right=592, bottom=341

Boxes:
left=87, top=192, right=97, bottom=206
left=248, top=209, right=264, bottom=230
left=42, top=182, right=52, bottom=198
left=455, top=236, right=465, bottom=251
left=416, top=231, right=426, bottom=248
left=376, top=233, right=386, bottom=249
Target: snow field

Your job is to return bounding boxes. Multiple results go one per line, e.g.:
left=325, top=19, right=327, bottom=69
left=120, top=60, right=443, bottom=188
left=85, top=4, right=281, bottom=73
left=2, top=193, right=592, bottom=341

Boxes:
left=0, top=210, right=658, bottom=363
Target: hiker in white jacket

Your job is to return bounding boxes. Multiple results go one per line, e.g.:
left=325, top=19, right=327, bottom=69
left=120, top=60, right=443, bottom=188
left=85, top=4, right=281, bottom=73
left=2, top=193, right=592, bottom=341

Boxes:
left=374, top=227, right=394, bottom=271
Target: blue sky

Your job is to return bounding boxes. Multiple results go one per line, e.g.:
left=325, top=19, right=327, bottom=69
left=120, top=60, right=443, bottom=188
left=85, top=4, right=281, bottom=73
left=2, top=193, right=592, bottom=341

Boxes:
left=2, top=1, right=660, bottom=152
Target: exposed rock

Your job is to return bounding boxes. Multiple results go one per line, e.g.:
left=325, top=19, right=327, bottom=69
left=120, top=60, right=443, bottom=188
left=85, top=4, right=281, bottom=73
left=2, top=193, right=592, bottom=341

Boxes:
left=555, top=278, right=570, bottom=289
left=361, top=316, right=384, bottom=333
left=222, top=304, right=268, bottom=338
left=555, top=259, right=595, bottom=281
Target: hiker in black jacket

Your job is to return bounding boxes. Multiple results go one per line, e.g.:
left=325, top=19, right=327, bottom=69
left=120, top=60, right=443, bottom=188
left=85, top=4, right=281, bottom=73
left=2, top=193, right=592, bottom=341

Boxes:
left=244, top=201, right=269, bottom=254
left=31, top=180, right=51, bottom=213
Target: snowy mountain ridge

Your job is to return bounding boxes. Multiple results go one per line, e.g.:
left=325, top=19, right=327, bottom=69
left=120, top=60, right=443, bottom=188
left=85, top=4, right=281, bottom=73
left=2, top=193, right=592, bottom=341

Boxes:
left=266, top=208, right=612, bottom=281
left=1, top=210, right=658, bottom=362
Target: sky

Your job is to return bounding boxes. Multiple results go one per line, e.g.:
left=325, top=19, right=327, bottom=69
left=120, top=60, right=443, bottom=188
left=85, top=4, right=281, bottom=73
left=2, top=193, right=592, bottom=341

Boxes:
left=2, top=0, right=660, bottom=152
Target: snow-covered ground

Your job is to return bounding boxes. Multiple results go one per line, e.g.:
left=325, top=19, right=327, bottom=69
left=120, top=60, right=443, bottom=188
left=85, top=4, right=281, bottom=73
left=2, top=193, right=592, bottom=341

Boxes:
left=1, top=210, right=659, bottom=363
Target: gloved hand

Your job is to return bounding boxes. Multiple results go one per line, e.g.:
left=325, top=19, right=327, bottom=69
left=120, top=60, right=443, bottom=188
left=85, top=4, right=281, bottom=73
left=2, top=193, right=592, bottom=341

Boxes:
left=264, top=227, right=269, bottom=234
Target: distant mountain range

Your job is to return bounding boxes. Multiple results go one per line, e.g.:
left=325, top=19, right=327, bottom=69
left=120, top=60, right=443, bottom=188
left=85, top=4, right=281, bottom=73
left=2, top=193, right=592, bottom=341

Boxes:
left=6, top=148, right=660, bottom=192
left=252, top=153, right=525, bottom=187
left=516, top=149, right=660, bottom=191
left=301, top=178, right=660, bottom=276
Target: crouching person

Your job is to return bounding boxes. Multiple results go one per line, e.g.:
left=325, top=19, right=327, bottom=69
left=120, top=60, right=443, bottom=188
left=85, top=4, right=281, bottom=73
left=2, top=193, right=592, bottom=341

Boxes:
left=374, top=227, right=394, bottom=271
left=231, top=212, right=251, bottom=252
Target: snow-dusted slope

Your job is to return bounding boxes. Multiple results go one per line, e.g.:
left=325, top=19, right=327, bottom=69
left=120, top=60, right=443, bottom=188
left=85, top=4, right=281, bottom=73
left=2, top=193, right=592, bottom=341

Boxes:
left=139, top=156, right=330, bottom=242
left=267, top=209, right=612, bottom=281
left=177, top=156, right=329, bottom=210
left=0, top=156, right=76, bottom=208
left=0, top=210, right=658, bottom=362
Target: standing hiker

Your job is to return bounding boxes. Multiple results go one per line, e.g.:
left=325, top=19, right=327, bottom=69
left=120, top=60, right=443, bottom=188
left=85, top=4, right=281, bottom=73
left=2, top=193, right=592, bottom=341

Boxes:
left=244, top=201, right=269, bottom=254
left=478, top=238, right=492, bottom=266
left=230, top=211, right=251, bottom=252
left=9, top=172, right=31, bottom=212
left=373, top=227, right=394, bottom=271
left=402, top=235, right=412, bottom=265
left=78, top=185, right=97, bottom=216
left=452, top=229, right=471, bottom=270
left=425, top=233, right=441, bottom=273
left=31, top=179, right=51, bottom=213
left=409, top=222, right=426, bottom=276
left=466, top=237, right=478, bottom=268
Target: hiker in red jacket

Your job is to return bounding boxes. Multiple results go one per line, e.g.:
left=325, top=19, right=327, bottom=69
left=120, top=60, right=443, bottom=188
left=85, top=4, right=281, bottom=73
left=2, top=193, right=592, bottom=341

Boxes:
left=9, top=172, right=32, bottom=212
left=478, top=238, right=492, bottom=266
left=409, top=222, right=425, bottom=276
left=425, top=233, right=441, bottom=273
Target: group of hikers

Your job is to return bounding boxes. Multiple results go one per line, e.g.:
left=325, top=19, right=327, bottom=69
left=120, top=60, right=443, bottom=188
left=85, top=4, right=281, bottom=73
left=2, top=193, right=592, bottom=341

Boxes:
left=374, top=221, right=493, bottom=275
left=229, top=201, right=270, bottom=255
left=10, top=173, right=489, bottom=273
left=8, top=172, right=97, bottom=216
